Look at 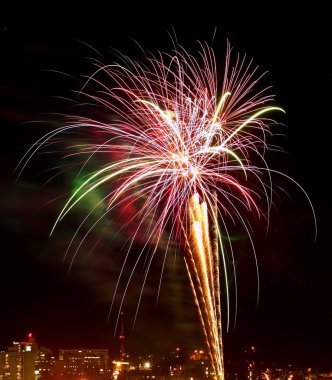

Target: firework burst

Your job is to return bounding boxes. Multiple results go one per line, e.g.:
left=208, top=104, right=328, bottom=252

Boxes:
left=18, top=41, right=304, bottom=379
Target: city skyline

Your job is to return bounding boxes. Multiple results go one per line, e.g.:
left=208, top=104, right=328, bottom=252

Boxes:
left=3, top=331, right=325, bottom=380
left=0, top=3, right=331, bottom=371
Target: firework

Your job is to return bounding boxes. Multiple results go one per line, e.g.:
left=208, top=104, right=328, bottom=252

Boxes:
left=19, top=41, right=292, bottom=379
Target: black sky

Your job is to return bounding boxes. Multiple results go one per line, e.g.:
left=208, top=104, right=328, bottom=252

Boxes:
left=0, top=2, right=331, bottom=369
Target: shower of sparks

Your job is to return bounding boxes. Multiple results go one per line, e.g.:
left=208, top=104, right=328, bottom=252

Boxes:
left=17, top=41, right=300, bottom=380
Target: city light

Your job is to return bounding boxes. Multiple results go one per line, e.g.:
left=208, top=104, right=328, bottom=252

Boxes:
left=0, top=335, right=328, bottom=380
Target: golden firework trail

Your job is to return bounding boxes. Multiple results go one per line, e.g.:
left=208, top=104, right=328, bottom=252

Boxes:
left=17, top=41, right=316, bottom=380
left=182, top=193, right=223, bottom=378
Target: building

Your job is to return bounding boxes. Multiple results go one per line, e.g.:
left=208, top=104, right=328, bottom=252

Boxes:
left=0, top=333, right=36, bottom=380
left=35, top=346, right=55, bottom=377
left=58, top=348, right=110, bottom=376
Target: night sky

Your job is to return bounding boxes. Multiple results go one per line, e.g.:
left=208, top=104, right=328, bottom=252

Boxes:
left=0, top=3, right=331, bottom=370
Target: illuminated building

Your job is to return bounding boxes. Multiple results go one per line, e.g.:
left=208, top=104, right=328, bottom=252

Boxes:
left=58, top=348, right=110, bottom=376
left=35, top=347, right=55, bottom=376
left=0, top=333, right=36, bottom=380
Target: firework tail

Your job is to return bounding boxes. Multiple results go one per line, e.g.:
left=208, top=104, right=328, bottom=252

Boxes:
left=183, top=193, right=224, bottom=380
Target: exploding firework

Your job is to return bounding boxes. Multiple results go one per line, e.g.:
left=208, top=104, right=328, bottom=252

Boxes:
left=18, top=41, right=309, bottom=380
